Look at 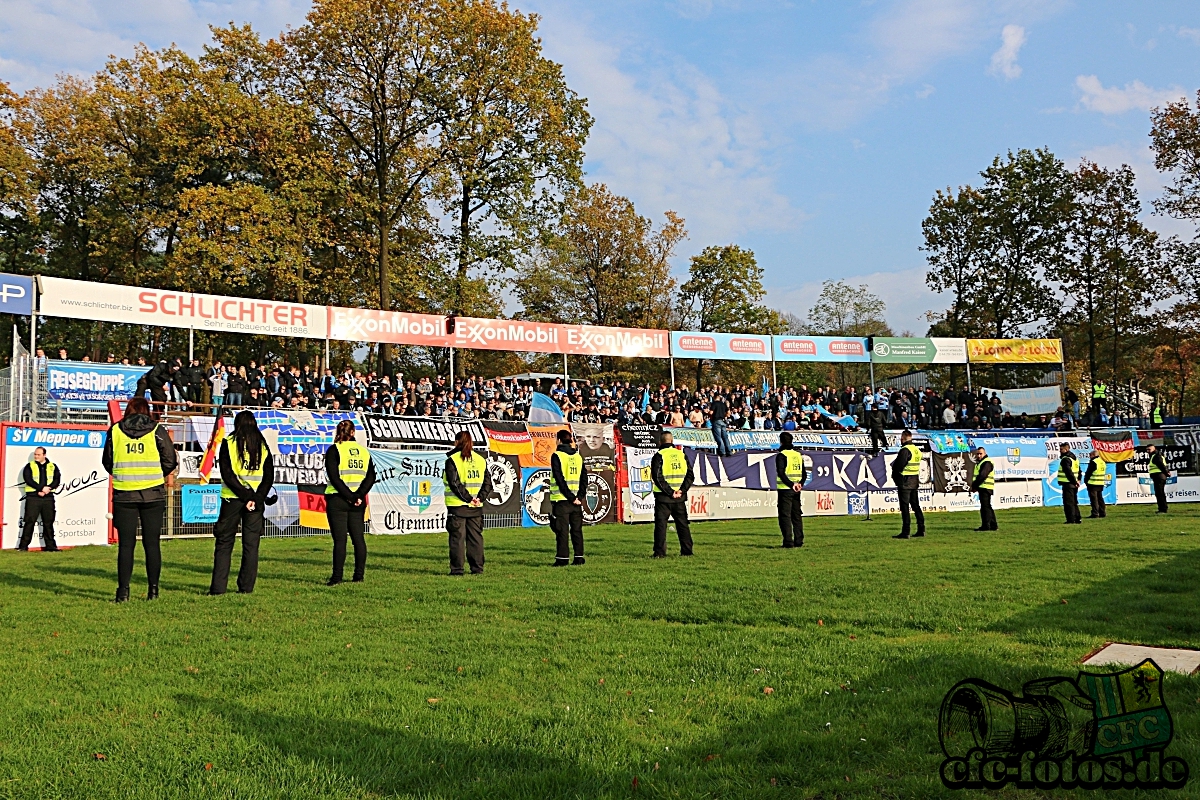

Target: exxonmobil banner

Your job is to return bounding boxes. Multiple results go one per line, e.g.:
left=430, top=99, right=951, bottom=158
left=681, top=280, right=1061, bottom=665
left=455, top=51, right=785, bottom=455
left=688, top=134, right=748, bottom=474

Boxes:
left=670, top=331, right=771, bottom=361
left=452, top=317, right=669, bottom=358
left=328, top=306, right=447, bottom=345
left=39, top=277, right=329, bottom=340
left=772, top=335, right=870, bottom=363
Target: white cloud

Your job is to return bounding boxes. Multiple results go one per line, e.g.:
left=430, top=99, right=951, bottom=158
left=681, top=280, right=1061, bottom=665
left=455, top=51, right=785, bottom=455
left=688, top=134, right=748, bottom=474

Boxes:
left=987, top=24, right=1026, bottom=80
left=1075, top=75, right=1188, bottom=115
left=539, top=14, right=804, bottom=245
left=1178, top=26, right=1200, bottom=44
left=769, top=266, right=940, bottom=334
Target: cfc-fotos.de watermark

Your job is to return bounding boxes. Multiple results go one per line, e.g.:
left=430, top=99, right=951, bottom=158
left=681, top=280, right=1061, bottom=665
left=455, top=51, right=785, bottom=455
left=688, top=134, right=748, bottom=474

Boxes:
left=939, top=659, right=1189, bottom=790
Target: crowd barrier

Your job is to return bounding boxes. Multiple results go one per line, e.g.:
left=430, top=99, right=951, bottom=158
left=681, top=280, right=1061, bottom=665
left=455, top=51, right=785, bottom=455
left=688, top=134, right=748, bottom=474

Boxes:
left=2, top=412, right=1192, bottom=549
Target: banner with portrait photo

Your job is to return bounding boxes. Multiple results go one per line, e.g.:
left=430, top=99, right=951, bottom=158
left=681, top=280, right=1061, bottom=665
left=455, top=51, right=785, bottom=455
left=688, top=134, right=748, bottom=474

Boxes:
left=571, top=423, right=617, bottom=470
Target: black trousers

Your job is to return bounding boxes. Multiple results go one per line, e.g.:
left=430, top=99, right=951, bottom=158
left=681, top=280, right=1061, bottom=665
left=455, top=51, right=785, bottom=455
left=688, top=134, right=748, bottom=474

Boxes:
left=19, top=495, right=56, bottom=550
left=653, top=497, right=693, bottom=556
left=977, top=489, right=997, bottom=530
left=550, top=500, right=584, bottom=561
left=869, top=428, right=887, bottom=455
left=1087, top=485, right=1107, bottom=518
left=113, top=501, right=165, bottom=590
left=1061, top=484, right=1081, bottom=523
left=898, top=484, right=924, bottom=535
left=1152, top=475, right=1168, bottom=512
left=447, top=510, right=484, bottom=574
left=777, top=489, right=804, bottom=546
left=327, top=494, right=367, bottom=581
left=210, top=499, right=264, bottom=594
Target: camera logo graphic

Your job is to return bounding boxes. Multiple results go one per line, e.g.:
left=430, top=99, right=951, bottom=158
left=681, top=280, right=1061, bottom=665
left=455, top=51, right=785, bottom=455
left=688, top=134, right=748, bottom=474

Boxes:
left=939, top=659, right=1188, bottom=790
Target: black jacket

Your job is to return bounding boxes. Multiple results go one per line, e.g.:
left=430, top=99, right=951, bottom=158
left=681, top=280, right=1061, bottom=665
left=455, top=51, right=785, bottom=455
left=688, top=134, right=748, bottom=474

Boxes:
left=444, top=447, right=494, bottom=517
left=218, top=440, right=275, bottom=505
left=324, top=443, right=377, bottom=504
left=550, top=443, right=587, bottom=503
left=774, top=447, right=807, bottom=491
left=651, top=447, right=694, bottom=499
left=23, top=460, right=61, bottom=496
left=102, top=414, right=178, bottom=504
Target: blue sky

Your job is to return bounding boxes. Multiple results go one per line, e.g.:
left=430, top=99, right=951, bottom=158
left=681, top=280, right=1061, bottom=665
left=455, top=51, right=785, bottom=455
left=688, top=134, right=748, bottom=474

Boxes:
left=3, top=0, right=1199, bottom=331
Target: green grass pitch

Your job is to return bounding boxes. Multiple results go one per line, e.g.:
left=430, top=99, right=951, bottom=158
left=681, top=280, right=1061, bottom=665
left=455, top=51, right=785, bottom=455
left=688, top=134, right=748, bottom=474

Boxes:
left=0, top=506, right=1197, bottom=799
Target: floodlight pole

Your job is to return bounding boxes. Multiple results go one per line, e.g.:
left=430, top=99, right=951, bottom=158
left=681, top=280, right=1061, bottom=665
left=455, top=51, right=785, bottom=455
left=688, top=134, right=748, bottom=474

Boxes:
left=670, top=356, right=675, bottom=390
left=188, top=328, right=194, bottom=362
left=449, top=346, right=455, bottom=386
left=966, top=362, right=972, bottom=391
left=563, top=352, right=569, bottom=386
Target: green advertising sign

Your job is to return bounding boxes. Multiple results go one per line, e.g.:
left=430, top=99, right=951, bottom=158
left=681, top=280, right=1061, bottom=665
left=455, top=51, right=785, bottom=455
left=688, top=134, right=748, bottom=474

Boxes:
left=870, top=337, right=967, bottom=364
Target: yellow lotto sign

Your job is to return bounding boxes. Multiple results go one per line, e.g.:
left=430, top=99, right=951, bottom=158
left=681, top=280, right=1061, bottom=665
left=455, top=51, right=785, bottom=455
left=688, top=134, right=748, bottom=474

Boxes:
left=967, top=338, right=1063, bottom=363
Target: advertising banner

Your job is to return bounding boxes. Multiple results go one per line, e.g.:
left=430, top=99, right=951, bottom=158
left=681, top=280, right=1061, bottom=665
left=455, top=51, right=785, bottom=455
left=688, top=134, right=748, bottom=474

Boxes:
left=869, top=337, right=968, bottom=364
left=328, top=307, right=447, bottom=346
left=856, top=487, right=980, bottom=514
left=0, top=272, right=34, bottom=316
left=967, top=436, right=1050, bottom=480
left=452, top=317, right=669, bottom=358
left=38, top=277, right=329, bottom=339
left=181, top=484, right=223, bottom=524
left=1, top=423, right=110, bottom=549
left=686, top=449, right=779, bottom=490
left=671, top=331, right=772, bottom=361
left=363, top=415, right=486, bottom=450
left=804, top=451, right=888, bottom=492
left=367, top=450, right=445, bottom=534
left=967, top=338, right=1063, bottom=363
left=993, top=480, right=1046, bottom=509
left=483, top=421, right=533, bottom=457
left=773, top=335, right=870, bottom=363
left=45, top=360, right=142, bottom=409
left=1117, top=475, right=1200, bottom=504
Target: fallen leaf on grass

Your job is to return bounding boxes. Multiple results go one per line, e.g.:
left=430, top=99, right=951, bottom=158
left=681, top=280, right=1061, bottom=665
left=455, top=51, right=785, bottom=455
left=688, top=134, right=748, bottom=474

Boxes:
left=204, top=763, right=212, bottom=771
left=185, top=666, right=200, bottom=675
left=427, top=698, right=440, bottom=705
left=93, top=753, right=106, bottom=761
left=1061, top=599, right=1068, bottom=605
left=770, top=778, right=777, bottom=786
left=763, top=687, right=774, bottom=695
left=845, top=775, right=851, bottom=782
left=848, top=634, right=857, bottom=640
left=632, top=776, right=639, bottom=790
left=457, top=666, right=463, bottom=673
left=653, top=762, right=659, bottom=771
left=598, top=679, right=605, bottom=685
left=52, top=632, right=58, bottom=637
left=817, top=619, right=824, bottom=626
left=704, top=754, right=720, bottom=762
left=345, top=643, right=352, bottom=649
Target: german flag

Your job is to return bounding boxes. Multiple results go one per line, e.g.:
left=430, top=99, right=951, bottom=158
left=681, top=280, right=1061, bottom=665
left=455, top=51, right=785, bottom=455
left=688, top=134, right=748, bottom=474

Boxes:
left=1092, top=430, right=1135, bottom=462
left=199, top=415, right=226, bottom=481
left=298, top=485, right=330, bottom=530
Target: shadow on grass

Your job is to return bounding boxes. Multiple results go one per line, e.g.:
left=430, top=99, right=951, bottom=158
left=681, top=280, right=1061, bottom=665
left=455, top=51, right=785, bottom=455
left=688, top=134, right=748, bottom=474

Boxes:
left=0, top=568, right=106, bottom=600
left=996, top=546, right=1200, bottom=645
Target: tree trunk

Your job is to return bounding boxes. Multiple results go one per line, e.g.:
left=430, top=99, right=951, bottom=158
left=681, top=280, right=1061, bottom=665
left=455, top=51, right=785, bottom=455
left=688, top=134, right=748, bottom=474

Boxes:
left=456, top=186, right=471, bottom=315
left=378, top=208, right=391, bottom=375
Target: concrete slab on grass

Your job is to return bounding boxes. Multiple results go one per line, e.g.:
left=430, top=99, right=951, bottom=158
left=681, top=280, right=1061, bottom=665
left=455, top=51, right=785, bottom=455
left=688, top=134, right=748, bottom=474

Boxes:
left=1081, top=642, right=1200, bottom=675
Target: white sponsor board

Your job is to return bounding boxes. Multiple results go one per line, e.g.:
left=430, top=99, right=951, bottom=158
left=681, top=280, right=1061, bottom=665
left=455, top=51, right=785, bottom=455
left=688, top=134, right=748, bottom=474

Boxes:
left=39, top=277, right=328, bottom=339
left=993, top=480, right=1046, bottom=509
left=1117, top=475, right=1200, bottom=504
left=860, top=488, right=980, bottom=514
left=1, top=423, right=110, bottom=549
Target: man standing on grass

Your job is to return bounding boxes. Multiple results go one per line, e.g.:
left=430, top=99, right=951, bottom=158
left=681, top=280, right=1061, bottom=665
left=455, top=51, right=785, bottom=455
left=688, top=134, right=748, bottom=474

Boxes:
left=1084, top=451, right=1108, bottom=519
left=775, top=431, right=807, bottom=548
left=891, top=429, right=924, bottom=539
left=1057, top=443, right=1082, bottom=524
left=548, top=429, right=587, bottom=566
left=651, top=431, right=694, bottom=558
left=1147, top=444, right=1169, bottom=513
left=969, top=446, right=997, bottom=531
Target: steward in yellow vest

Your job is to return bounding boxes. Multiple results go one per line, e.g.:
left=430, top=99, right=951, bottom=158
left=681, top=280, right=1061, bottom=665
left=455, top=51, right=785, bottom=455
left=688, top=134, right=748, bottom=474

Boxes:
left=211, top=410, right=276, bottom=595
left=102, top=397, right=178, bottom=603
left=444, top=430, right=493, bottom=576
left=324, top=420, right=377, bottom=585
left=650, top=432, right=694, bottom=558
left=890, top=430, right=925, bottom=539
left=19, top=447, right=60, bottom=551
left=969, top=447, right=997, bottom=532
left=1057, top=444, right=1082, bottom=524
left=774, top=431, right=807, bottom=548
left=1083, top=452, right=1108, bottom=519
left=549, top=429, right=588, bottom=566
left=1147, top=444, right=1169, bottom=514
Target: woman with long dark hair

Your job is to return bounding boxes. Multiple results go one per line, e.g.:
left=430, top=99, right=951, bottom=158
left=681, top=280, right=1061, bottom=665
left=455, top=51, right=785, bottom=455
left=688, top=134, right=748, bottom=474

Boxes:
left=324, top=419, right=376, bottom=585
left=102, top=396, right=178, bottom=602
left=209, top=410, right=275, bottom=595
left=443, top=429, right=493, bottom=575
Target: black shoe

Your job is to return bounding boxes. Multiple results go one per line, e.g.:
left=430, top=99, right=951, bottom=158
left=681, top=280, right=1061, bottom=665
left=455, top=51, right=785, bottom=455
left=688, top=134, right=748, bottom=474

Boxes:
left=913, top=532, right=925, bottom=538
left=237, top=589, right=253, bottom=594
left=16, top=547, right=27, bottom=552
left=351, top=576, right=364, bottom=583
left=449, top=571, right=464, bottom=576
left=1087, top=515, right=1099, bottom=519
left=680, top=552, right=694, bottom=557
left=146, top=585, right=159, bottom=600
left=326, top=577, right=342, bottom=586
left=652, top=553, right=667, bottom=558
left=572, top=557, right=585, bottom=565
left=974, top=527, right=988, bottom=532
left=1156, top=510, right=1168, bottom=514
left=551, top=560, right=569, bottom=567
left=115, top=587, right=130, bottom=603
left=207, top=590, right=225, bottom=596
left=470, top=570, right=484, bottom=575
left=43, top=546, right=60, bottom=552
left=893, top=533, right=910, bottom=539
left=781, top=542, right=794, bottom=549
left=796, top=541, right=804, bottom=547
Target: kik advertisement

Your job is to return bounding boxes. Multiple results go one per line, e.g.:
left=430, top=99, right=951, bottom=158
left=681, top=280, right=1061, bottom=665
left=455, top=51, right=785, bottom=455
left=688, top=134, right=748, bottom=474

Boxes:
left=1, top=423, right=110, bottom=549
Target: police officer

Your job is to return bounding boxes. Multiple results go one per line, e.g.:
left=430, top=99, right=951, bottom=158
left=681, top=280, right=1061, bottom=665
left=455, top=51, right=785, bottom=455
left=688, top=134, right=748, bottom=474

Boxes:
left=1147, top=444, right=1169, bottom=514
left=19, top=447, right=60, bottom=551
left=1057, top=443, right=1082, bottom=524
left=651, top=431, right=694, bottom=558
left=775, top=431, right=807, bottom=548
left=1084, top=451, right=1108, bottom=519
left=891, top=429, right=924, bottom=539
left=102, top=396, right=177, bottom=602
left=210, top=410, right=274, bottom=595
left=549, top=429, right=587, bottom=566
left=325, top=419, right=376, bottom=585
left=444, top=429, right=492, bottom=575
left=969, top=445, right=997, bottom=531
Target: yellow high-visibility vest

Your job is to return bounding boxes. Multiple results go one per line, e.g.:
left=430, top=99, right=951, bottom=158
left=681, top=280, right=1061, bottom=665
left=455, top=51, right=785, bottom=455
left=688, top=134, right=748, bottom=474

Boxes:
left=776, top=449, right=805, bottom=490
left=24, top=461, right=56, bottom=493
left=973, top=457, right=995, bottom=492
left=550, top=450, right=583, bottom=502
left=325, top=441, right=371, bottom=494
left=654, top=447, right=688, bottom=494
left=221, top=443, right=269, bottom=500
left=444, top=451, right=486, bottom=507
left=110, top=425, right=164, bottom=492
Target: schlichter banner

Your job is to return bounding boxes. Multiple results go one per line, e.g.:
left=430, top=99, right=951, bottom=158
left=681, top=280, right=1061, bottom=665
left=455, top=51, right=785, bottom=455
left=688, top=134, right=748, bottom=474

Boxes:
left=967, top=338, right=1063, bottom=363
left=772, top=335, right=870, bottom=363
left=671, top=331, right=772, bottom=362
left=869, top=337, right=967, bottom=364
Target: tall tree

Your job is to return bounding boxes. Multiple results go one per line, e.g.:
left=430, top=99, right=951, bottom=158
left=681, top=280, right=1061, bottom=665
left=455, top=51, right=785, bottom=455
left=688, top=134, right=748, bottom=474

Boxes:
left=676, top=244, right=785, bottom=387
left=922, top=185, right=986, bottom=337
left=806, top=279, right=891, bottom=387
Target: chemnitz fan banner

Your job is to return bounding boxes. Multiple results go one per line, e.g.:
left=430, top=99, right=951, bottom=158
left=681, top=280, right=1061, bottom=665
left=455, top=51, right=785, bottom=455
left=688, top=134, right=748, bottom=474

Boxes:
left=804, top=451, right=888, bottom=493
left=932, top=450, right=977, bottom=494
left=686, top=449, right=778, bottom=490
left=367, top=449, right=446, bottom=535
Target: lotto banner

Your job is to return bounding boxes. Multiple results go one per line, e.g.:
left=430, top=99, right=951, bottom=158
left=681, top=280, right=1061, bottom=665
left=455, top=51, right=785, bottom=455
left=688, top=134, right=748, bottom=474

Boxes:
left=483, top=421, right=534, bottom=457
left=0, top=423, right=111, bottom=549
left=671, top=331, right=772, bottom=362
left=966, top=338, right=1063, bottom=363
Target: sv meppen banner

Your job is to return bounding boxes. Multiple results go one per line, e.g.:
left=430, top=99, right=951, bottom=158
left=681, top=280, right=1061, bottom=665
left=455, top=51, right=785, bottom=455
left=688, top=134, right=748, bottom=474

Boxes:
left=870, top=337, right=967, bottom=364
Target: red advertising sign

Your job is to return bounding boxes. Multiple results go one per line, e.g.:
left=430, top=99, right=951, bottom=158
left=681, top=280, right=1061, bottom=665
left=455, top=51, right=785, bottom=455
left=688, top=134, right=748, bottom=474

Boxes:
left=453, top=317, right=669, bottom=358
left=328, top=306, right=448, bottom=345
